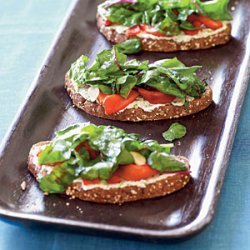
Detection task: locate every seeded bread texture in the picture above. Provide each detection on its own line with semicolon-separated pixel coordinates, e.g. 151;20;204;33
65;75;213;122
28;142;191;204
97;14;231;52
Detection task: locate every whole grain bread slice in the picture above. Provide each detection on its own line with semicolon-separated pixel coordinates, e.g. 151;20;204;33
28;142;191;204
65;76;213;122
97;13;231;52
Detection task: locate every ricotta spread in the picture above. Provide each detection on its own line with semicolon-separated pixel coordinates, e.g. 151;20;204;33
73;172;177;191
72;80;100;102
136;21;229;42
121;97;166;112
31;145;54;180
78;86;100;102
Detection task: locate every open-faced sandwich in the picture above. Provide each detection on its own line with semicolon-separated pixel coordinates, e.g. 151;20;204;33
28;123;190;204
97;0;232;52
65;46;212;121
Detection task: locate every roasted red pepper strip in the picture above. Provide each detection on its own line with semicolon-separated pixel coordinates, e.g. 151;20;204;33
137;87;176;104
196;16;223;30
140;24;165;37
126;25;141;36
82;164;159;185
107;175;123;184
114;164;159;181
183;29;200;35
104;19;112;26
187;14;222;30
98;91;109;104
83;179;101;185
101;90;139;115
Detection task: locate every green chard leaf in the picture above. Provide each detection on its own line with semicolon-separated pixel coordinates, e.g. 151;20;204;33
163;123;187;142
100;0;231;36
147;152;187;172
117;75;138;98
68;48;206;99
115;39;142;54
196;0;232;20
39;161;78;193
36;123;190;194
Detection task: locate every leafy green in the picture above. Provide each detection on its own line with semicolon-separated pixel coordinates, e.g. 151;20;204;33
37;123;187;193
117;75;137;98
115;39;142;54
117;149;134;165
196;0;232;21
100;0;231;35
39;161;78;193
147;152;187;172
163;123;187;142
69;47;206;99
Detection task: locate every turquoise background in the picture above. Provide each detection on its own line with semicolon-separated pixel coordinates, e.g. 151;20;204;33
0;1;249;249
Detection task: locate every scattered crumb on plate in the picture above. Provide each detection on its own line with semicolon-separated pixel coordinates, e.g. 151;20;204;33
20;181;26;191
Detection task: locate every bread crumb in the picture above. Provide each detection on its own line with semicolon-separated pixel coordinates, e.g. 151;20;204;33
20;181;26;191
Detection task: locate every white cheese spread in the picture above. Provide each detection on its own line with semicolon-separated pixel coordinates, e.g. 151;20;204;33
136;21;229;42
121;97;166;112
73;172;176;191
78;86;100;102
72;80;100;102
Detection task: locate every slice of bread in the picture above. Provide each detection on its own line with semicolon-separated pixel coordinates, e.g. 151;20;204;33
28;142;191;204
97;13;231;52
65;76;213;122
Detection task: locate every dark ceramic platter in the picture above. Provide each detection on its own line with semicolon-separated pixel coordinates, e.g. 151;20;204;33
0;0;249;240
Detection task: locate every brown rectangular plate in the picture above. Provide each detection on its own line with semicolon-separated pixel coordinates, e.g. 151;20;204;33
0;0;249;240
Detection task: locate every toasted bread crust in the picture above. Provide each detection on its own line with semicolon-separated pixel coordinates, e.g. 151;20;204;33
65;76;213;121
28;142;190;204
97;14;231;52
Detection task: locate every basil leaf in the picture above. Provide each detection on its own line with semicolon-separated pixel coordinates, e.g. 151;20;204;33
163;123;187;142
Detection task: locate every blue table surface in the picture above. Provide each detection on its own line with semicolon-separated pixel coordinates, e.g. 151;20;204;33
0;1;249;249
